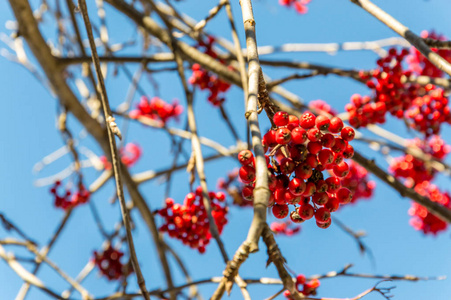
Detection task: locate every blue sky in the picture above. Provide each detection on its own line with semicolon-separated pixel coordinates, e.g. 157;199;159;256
1;0;450;299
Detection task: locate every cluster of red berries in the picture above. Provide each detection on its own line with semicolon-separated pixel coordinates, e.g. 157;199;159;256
338;160;375;204
405;87;451;136
279;0;311;14
407;30;451;78
158;187;228;253
309;99;337;116
390;136;450;187
217;169;253;207
270;221;301;236
284;275;320;298
50;181;90;210
346;48;417;128
189;37;231;106
129;96;183;125
238;111;356;229
93;245;132;280
409;181;451;235
100;143;142;170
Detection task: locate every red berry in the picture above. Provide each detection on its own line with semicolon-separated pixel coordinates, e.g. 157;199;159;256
303;182;317;197
242;186;254;201
275;128;292;145
321;133;335;148
332;138;347;153
295;163;313;180
337;187;352;204
291;127;307;144
315;207;331;224
333;161;350;178
300;112;316;129
297;204;314;220
325;196;340;212
239;165;256;183
238;150;254;165
312;192;329;206
329;117;344;133
315;115;330;130
326;177;341;192
272;204;289;219
289;178;306;196
316;218;332;229
342;144;354;159
273;111;289;127
280;157;295;174
307;141;322;155
341;127;355;141
307;128;322;142
318;149;334;165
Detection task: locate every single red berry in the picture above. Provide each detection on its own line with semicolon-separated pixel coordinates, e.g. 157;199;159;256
300;112;316;129
341;127;355;141
316;218;332;229
333;161;350;178
332;138;347;153
312;192;329;206
305;153;318;168
315;207;331;224
315;115;330;130
329;117;344;133
242;186;254;201
303;182;317;197
273;111;289;127
238;150;254;165
297;204;314;220
295;163;313;180
321;133;335;148
287;115;300;130
239;165;256;183
280;157;295;174
318;149;334;165
326;177;341;192
307;141;323;155
289;178;306;196
262;130;277;148
316;180;328;193
307;128;322;142
272;204;289;219
275;128;292;145
337;187;352;204
325;196;340;212
342;144;354;159
291;127;307;144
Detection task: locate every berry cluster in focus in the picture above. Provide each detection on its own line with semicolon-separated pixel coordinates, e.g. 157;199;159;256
158;187;228;253
238;110;356;229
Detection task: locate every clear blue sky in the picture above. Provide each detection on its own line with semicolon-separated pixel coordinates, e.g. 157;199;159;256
1;0;450;299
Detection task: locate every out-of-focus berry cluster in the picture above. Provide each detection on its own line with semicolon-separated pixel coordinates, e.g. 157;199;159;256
50;181;90;210
100;143;142;170
279;0;312;14
93;245;132;280
130;96;183;125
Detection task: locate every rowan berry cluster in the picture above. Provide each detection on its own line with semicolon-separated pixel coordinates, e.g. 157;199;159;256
217;169;253;207
405;87;451;136
50;181;90;210
238;111;356;229
407;30;451;78
284;275;320;298
129;96;183;125
346;48;417;128
158;187;228;253
409;181;451;235
100;143;142;170
309;99;337;116
270;220;301;236
279;0;311;14
93;245;132;280
189;37;231;106
338;160;375;204
390;136;450;187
